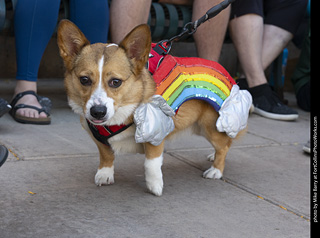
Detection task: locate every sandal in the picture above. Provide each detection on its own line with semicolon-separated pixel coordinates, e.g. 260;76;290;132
10;91;52;125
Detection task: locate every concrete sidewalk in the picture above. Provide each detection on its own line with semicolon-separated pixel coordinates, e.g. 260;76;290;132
0;79;310;238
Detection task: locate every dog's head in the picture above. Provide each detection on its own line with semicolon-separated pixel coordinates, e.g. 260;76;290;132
57;20;154;125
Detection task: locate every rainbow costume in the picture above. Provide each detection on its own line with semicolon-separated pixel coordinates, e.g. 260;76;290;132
152;55;235;113
134;43;252;145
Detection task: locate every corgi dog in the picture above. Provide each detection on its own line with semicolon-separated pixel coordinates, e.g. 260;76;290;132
57;20;248;196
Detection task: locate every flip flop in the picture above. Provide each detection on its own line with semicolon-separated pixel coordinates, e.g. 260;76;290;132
0;145;8;167
10;91;52;125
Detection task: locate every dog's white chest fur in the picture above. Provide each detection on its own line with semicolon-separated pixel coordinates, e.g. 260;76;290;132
108;125;145;155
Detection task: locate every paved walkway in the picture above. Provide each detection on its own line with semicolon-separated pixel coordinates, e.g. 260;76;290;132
0;79;310;238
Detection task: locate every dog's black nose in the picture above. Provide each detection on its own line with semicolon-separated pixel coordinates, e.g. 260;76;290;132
90;105;107;119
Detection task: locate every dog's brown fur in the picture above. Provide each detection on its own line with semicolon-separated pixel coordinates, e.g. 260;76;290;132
57;20;243;196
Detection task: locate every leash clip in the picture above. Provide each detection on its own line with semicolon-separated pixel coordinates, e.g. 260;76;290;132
165;0;236;45
153;40;172;56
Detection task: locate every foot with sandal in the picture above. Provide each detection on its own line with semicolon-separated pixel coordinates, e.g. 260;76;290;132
10;81;51;125
8;0;109;125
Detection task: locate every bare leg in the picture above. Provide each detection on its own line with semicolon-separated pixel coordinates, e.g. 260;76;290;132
192;0;230;62
229;14;266;88
110;0;229;61
110;0;152;44
229;14;293;87
261;24;293;70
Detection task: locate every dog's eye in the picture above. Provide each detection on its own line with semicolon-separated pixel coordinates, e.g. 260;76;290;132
79;76;92;86
108;78;122;88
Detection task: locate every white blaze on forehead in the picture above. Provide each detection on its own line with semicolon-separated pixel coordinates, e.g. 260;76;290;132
85;54;115;122
98;55;104;91
89;54;106;105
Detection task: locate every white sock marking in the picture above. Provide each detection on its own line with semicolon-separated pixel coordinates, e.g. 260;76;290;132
95;166;115;186
203;166;222;179
144;154;164;196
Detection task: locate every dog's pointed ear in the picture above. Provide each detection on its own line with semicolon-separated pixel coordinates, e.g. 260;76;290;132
119;24;151;74
57;19;90;70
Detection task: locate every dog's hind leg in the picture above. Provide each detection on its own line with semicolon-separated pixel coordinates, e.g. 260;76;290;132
144;141;165;196
94;142;115;186
197;106;232;179
203;131;232;179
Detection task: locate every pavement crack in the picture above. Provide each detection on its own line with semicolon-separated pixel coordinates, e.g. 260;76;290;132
166;151;203;170
246;131;281;145
222;177;310;222
8;148;21;161
166;151;310;222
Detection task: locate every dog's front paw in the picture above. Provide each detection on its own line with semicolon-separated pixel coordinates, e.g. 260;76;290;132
203;166;222;179
95;166;114;186
146;177;163;196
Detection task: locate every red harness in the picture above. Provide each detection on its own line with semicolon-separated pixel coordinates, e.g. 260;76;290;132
87;120;133;146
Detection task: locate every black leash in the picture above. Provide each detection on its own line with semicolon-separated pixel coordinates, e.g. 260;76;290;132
153;0;236;55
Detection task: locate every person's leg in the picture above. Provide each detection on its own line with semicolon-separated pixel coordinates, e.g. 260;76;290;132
261;25;293;70
192;0;230;62
229;14;298;120
110;0;152;44
229;0;298;120
69;0;109;44
230;0;308;84
261;0;308;69
13;0;60;119
229;14;266;88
